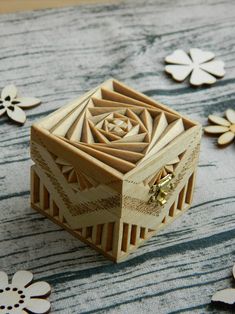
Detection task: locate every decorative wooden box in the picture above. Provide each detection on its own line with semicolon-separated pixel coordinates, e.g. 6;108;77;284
30;79;201;262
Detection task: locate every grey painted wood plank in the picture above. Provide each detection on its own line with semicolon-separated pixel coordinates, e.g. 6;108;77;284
0;0;235;313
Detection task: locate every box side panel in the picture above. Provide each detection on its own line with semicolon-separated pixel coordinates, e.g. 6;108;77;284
116;127;201;261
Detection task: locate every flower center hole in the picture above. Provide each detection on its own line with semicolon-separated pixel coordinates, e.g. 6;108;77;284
7;105;15;111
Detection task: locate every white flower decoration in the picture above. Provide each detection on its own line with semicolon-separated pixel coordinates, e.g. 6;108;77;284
165;48;225;86
0;85;41;124
204;108;235;146
0;270;51;314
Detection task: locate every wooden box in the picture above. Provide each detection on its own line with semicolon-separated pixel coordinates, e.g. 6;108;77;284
30;79;201;262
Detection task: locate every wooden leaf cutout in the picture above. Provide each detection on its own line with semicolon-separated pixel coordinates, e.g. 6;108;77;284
7;106;26;124
208;115;230;127
204;125;229;134
165;65;192;82
200;60;225;78
226;108;235;124
190;67;216;86
165;49;192;65
25;298;51;313
17;97;41;108
189;48;214;64
218;131;235;145
1;84;17;100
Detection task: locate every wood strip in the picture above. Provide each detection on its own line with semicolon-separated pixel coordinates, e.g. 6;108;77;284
0;0;115;14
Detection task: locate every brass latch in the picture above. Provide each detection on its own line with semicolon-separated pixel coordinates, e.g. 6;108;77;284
148;173;174;206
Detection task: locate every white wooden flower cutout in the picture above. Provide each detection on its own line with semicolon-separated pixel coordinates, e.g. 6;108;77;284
165;48;225;86
212;264;235;307
0;85;41;124
0;270;51;314
204;108;235;146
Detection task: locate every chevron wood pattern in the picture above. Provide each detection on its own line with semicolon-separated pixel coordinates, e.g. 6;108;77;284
30;79;201;262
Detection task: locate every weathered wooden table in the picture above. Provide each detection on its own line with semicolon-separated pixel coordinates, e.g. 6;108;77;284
0;1;235;313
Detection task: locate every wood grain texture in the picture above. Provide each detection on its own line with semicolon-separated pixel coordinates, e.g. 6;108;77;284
0;0;235;313
29;78;201;262
0;0;116;14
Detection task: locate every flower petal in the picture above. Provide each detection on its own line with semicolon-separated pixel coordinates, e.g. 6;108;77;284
16;97;41;108
218;131;235;146
7;106;26;124
0;271;8;288
12;270;33;288
1;84;17;100
211;288;235;305
225;108;235;124
26;298;51;314
190;68;216;86
204;125;229;134
200;60;225;78
189;48;214;64
208;115;230;127
165;65;192;82
165;49;192;65
0;107;6;117
26;281;51;298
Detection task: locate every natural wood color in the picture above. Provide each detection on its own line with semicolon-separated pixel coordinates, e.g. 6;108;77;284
0;270;51;313
0;0;115;14
165;48;225;86
31;167;198;262
30;79;201;262
0;84;41;124
211;264;235;306
204;108;235;147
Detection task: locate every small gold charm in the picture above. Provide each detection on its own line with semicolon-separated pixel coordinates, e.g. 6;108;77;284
149;173;174;206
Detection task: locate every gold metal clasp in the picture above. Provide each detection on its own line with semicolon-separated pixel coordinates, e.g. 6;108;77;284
148;173;174;206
